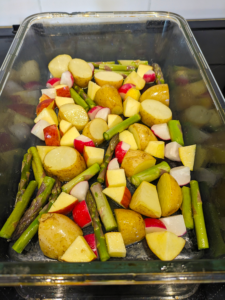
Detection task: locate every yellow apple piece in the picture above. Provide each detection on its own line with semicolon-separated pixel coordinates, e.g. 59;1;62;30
43;146;86;181
145;141;165;159
124;71;145;90
107;169;126;187
55;96;74;108
69;58;92;88
140;84;170;106
38;213;83;260
114;209;145;246
49;192;78;215
108;114;123;129
105;232;126;258
18;60;40;83
83;146;104;167
36;146;58;164
59;120;73;136
94;71;123;89
128;123;157;151
179;145;196;171
121;149;156;178
102;186;131;208
87;81;101;100
140;100;172;127
58;103;89;131
124;88;141;101
34;108;58;126
157;173;183;217
130;181;161;218
60;126;80;147
137;64;153;77
123;96;141;117
146;231;185;261
82;118;108;146
48;54;72;78
119;130;137;150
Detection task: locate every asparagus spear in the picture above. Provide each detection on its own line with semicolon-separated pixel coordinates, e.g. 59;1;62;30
190;180;209;250
62;163;100;193
152;63;165;84
168;120;184;146
28;147;45;188
91;182;117;231
97;134;119;183
118;60;148;68
12;179;61;253
103;114;141;141
70;88;89;112
181;186;194;229
99;64;135;72
86;190;110;261
94;69;131;79
131;162;171;187
89;61;115;68
0;180;37;239
73;85;96;109
11;176;55;241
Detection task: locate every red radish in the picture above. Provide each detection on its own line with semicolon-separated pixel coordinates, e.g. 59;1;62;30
115;141;131;164
118;83;135;100
31;120;50;141
165;142;182;161
41;88;56;99
84;234;98;257
88;63;94;76
72;200;92;228
43;124;60;146
107;158;120;170
160;215;186;236
74;135;95;154
56;85;71;97
144;218;167;234
46;77;60;88
88;106;103;120
151;123;171;141
36;99;55;115
60;71;74;88
143;70;156;83
170;166;190;186
95;107;110;122
70;181;89;201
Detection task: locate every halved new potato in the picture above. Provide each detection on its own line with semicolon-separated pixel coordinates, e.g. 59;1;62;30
48;54;72;78
69;58;92;88
94;71;123;89
82;118;108;146
128;123;158;150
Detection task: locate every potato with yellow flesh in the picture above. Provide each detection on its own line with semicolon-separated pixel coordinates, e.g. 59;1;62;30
82;118;108;146
119;130;137;150
157;173;183;217
140;100;172;127
94;85;123;115
38;213;83;260
69;58;92;88
37;146;57;164
94;71;123;89
44;146;86;181
114;209;145;246
140;84;170;106
48;54;72;78
121;149;156;178
128;123;158;151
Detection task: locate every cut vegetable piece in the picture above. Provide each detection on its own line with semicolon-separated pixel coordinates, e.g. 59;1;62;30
103;186;131;208
165;142;182;162
145;141;165;159
69;58;92;88
151;123;171;141
168;120;184;146
119;130;137;150
128;123;157;151
55;96;74;108
123;96;141;117
181;186;194;229
72;200;92;228
115;141;130;164
87;81;101;100
48;54;72;78
170;166;191;186
84;234;98;257
137;65;153;78
107;158;120;170
60;71;74;88
140;84;169;106
59;120;73;136
105;232;126;258
88;106;103;120
179;145;196;171
55;85;71;98
94;71;123;89
49;192;78;215
70;181;89;201
145;218;167;234
36;99;55;115
124;71;145;90
118;83;135;100
41;88;56;99
70;88;89;112
153;63;164;85
83;146;104;167
37;146;58;164
60;126;80;147
74;135;95;154
108;114;123;129
124;88;141;102
95;107;110;122
39;94;50;102
160;215;187;237
99;64;135;72
31;120;50;141
82;118;108;146
118;60;148;68
44;125;60;146
107;169;126;187
143;70;156;83
73;85;96;109
34;108;58;126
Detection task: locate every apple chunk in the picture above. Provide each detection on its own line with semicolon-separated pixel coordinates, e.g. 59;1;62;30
108;114;123;129
49;192;78;214
119;130;137;150
84;234;98;257
87;81;101;100
60;126;80;147
83;146;104;167
145;141;165;159
72;200;92;228
34;108;58;126
43;125;60;146
55;96;74;108
179;145;196;171
103;186;131;208
144;218;167;234
124;71;145;90
36;99;55;115
59;120;73;136
94;71;123;89
106;169;126;187
31;120;50;141
105;232;126;258
123;96;141;117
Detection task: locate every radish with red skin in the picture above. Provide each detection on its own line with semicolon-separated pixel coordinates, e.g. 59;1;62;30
151;123;171;141
115;141;130;164
41;88;56;99
46;78;60;88
165;142;182;161
84;234;98;257
60;71;74;88
170;166;191;186
31;120;50;141
88;106;103;120
43;124;60;146
88;63;95;76
160;215;187;236
118;83;135;100
70;181;89;201
144;218;167;234
74;135;95;154
72;200;92;228
95;107;110;122
143;70;156;83
107;158;120;170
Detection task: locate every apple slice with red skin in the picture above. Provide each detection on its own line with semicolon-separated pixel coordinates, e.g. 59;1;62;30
88;63;95;76
23;81;42;90
118;83;135;100
70;181;89;201
39;94;51;102
31;120;51;141
36;99;55;115
56;85;71;97
46;77;60;88
88;106;103;120
151;123;171;141
72;200;92;228
84;233;98;257
95;107;110;122
43;124;60;146
103;186;131;208
143;70;156;83
74;135;95;154
8;103;36;119
115;141;131;164
41;88;56;99
60;71;74;88
144;218;167;234
49;192;79;215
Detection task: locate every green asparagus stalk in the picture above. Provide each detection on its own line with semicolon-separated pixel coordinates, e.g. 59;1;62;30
89;61;115;68
73;85;96;109
152;63;165;84
97;134;119;183
70;88;89;112
94;69;131;78
11;176;55;241
190;180;209;250
168;120;184;146
131;162;170;187
12;179;61;253
181;186;194;229
99;64;135;72
28;147;45;188
62;163;100;193
91;182;117;231
103;114;141;141
0;180;37;239
118;60;148;68
15;153;33;205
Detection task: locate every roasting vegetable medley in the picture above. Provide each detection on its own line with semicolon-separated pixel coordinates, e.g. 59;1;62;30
0;57;209;262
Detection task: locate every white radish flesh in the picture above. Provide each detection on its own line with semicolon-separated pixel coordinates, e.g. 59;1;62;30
46;78;60;88
165;142;182;161
160;215;187;236
170;166;191;186
107;158;120;170
41;88;56;99
95;107;110;122
151;123;171;140
31;120;50;140
88;106;103;120
70;181;89;201
60;71;74;88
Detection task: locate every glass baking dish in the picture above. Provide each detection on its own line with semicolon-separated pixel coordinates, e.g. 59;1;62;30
0;12;225;290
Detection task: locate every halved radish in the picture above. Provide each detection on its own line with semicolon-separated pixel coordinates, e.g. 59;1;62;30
118;83;135;100
70;181;89;201
151;123;171;141
143;70;156;83
95;107;110;122
165;142;182;161
170;166;191;186
88;106;103;120
74;135;95;154
115;141;131;164
41;88;56;99
107;158;120;170
84;234;98;257
46;78;60;88
72;200;92;228
145;218;167;234
31;120;50;141
88;63;94;76
94;71;123;89
160;215;187;236
60;71;74;88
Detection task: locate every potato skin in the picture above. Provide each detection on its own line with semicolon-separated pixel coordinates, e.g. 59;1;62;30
38;213;83;260
128;123;157;150
82;118;108;146
69;59;92;88
140;84;170;106
114;209;145;246
94;85;123;115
